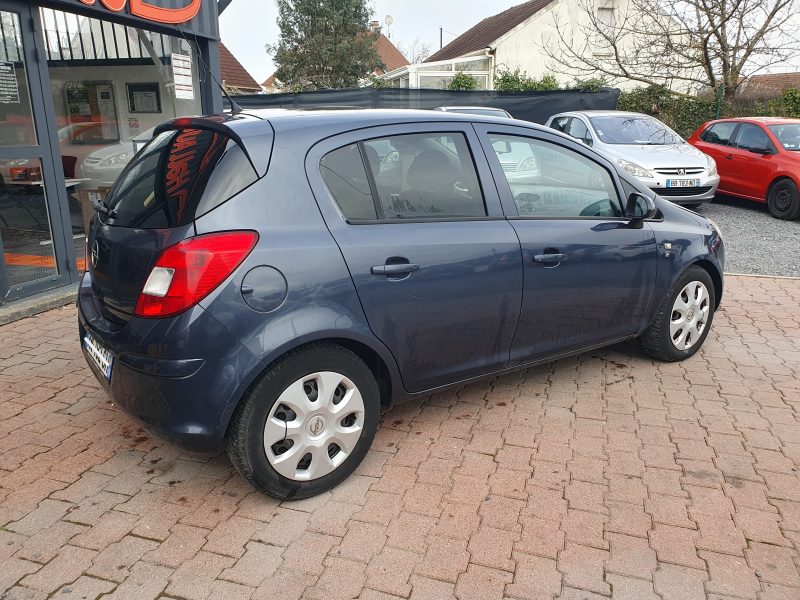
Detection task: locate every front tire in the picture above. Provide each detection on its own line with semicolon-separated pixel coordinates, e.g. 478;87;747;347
226;343;380;500
767;179;800;220
639;266;716;362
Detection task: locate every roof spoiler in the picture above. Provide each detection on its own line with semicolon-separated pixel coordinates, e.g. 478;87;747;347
153;114;273;178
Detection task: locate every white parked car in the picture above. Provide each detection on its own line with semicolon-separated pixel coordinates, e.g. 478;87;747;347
545;111;719;207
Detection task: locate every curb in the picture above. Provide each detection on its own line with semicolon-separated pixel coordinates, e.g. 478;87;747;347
0;284;78;327
725;272;800;281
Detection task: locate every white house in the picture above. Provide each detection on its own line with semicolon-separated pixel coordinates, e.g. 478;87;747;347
379;0;659;91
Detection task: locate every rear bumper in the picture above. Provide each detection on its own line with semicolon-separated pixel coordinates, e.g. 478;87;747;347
78;273;263;453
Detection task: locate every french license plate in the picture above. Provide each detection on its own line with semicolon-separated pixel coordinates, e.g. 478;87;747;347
83;332;113;381
666;179;700;188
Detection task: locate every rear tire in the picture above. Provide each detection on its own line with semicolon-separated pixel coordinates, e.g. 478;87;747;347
767;179;800;220
226;343;380;500
639;266;716;362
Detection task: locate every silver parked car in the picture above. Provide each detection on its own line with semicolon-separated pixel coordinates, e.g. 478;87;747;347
546;111;719;207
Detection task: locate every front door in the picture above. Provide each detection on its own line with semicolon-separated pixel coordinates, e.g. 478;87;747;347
725;123;777;200
306;123;523;393
476;124;658;364
0;2;73;302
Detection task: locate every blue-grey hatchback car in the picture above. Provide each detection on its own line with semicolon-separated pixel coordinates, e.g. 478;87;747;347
79;109;724;499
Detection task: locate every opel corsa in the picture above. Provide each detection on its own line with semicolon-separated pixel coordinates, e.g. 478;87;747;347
79;110;725;499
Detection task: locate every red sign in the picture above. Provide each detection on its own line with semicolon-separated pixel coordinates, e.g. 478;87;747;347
77;0;202;25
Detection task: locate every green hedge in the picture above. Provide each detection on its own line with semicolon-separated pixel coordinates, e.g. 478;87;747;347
617;85;800;138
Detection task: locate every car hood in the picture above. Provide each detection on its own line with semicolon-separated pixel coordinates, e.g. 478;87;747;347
83;142;135;162
598;143;710;169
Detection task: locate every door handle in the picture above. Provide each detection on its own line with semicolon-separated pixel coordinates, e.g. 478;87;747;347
533;253;566;264
371;263;420;276
724;155;734;160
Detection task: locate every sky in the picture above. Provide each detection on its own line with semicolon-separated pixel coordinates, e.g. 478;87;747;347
219;0;524;84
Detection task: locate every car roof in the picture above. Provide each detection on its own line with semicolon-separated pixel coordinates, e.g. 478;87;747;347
710;116;800;125
435;106;509;111
552;110;653;119
219;108;540;134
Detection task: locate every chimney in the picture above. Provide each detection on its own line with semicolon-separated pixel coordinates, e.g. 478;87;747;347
370;20;381;33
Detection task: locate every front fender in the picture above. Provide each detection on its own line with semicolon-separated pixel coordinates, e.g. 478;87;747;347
644;199;725;327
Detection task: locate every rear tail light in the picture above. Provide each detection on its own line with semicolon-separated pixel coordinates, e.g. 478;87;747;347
135;231;258;318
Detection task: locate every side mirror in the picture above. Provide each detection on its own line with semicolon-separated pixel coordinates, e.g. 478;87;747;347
492;140;512;154
625;192;657;220
583;137;593;147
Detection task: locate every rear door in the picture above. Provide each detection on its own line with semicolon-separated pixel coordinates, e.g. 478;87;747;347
475;123;658;364
306;123;523;393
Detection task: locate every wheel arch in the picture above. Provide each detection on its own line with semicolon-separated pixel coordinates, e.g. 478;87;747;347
767;174;798;198
222;335;397;444
690;259;723;309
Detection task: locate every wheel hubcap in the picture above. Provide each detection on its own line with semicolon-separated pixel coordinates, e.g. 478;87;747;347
775;188;791;212
669;281;710;351
264;371;365;481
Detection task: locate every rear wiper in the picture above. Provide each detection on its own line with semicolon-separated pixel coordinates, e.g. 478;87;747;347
90;197;117;219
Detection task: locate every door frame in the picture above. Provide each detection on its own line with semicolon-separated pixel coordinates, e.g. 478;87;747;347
0;0;78;302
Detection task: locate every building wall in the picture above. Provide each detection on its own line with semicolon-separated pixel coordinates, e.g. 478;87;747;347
492;0;694;92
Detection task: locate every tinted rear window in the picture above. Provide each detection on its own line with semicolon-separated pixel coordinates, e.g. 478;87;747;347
106;128;257;228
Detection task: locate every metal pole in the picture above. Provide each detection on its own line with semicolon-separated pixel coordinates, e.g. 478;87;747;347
440;27;443;50
715;84;724;119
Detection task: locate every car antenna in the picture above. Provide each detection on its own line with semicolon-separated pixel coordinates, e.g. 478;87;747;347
175;26;244;115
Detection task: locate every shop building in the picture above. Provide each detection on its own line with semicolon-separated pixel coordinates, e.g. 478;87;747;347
0;0;224;304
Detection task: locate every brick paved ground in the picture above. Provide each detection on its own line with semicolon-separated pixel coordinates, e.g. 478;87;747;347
1;274;799;600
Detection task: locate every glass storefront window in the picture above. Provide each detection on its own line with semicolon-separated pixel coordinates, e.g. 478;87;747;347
0;157;60;286
42;7;203;192
0;11;36;146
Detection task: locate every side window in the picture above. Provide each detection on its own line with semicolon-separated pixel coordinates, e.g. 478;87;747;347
550;116;570;133
320;144;378;220
701;122;737;146
732;124;772;152
361;132;486;219
567;118;591;144
488;134;620;218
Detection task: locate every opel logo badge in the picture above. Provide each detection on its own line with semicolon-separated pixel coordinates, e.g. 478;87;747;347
90;240;100;268
309;416;325;437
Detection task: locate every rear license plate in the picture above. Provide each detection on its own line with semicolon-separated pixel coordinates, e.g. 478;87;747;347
666;179;700;188
83;332;113;381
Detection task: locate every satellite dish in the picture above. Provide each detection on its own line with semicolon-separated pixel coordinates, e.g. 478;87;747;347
385;15;394;26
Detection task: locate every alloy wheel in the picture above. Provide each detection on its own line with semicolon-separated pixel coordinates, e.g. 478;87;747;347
264;371;365;481
669;281;710;351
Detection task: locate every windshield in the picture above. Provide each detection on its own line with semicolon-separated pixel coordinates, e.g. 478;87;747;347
768;124;800;151
589;115;682;145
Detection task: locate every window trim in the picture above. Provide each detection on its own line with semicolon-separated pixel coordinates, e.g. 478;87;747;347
730;122;776;154
476;125;626;220
320;129;491;224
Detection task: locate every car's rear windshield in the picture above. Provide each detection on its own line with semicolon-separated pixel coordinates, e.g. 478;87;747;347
105;127;258;228
768;124;800;151
589;116;682;145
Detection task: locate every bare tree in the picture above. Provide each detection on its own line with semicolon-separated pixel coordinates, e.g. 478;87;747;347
397;38;433;64
542;0;800;97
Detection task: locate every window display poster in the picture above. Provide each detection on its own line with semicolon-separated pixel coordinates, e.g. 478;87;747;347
127;83;161;113
171;53;195;100
65;82;92;117
0;61;20;104
96;84;117;141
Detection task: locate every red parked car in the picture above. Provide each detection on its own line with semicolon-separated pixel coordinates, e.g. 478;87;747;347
688;117;800;220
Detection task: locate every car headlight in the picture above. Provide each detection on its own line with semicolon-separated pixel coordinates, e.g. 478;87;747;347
616;159;653;178
707;156;718;176
518;156;538;172
99;153;130;167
